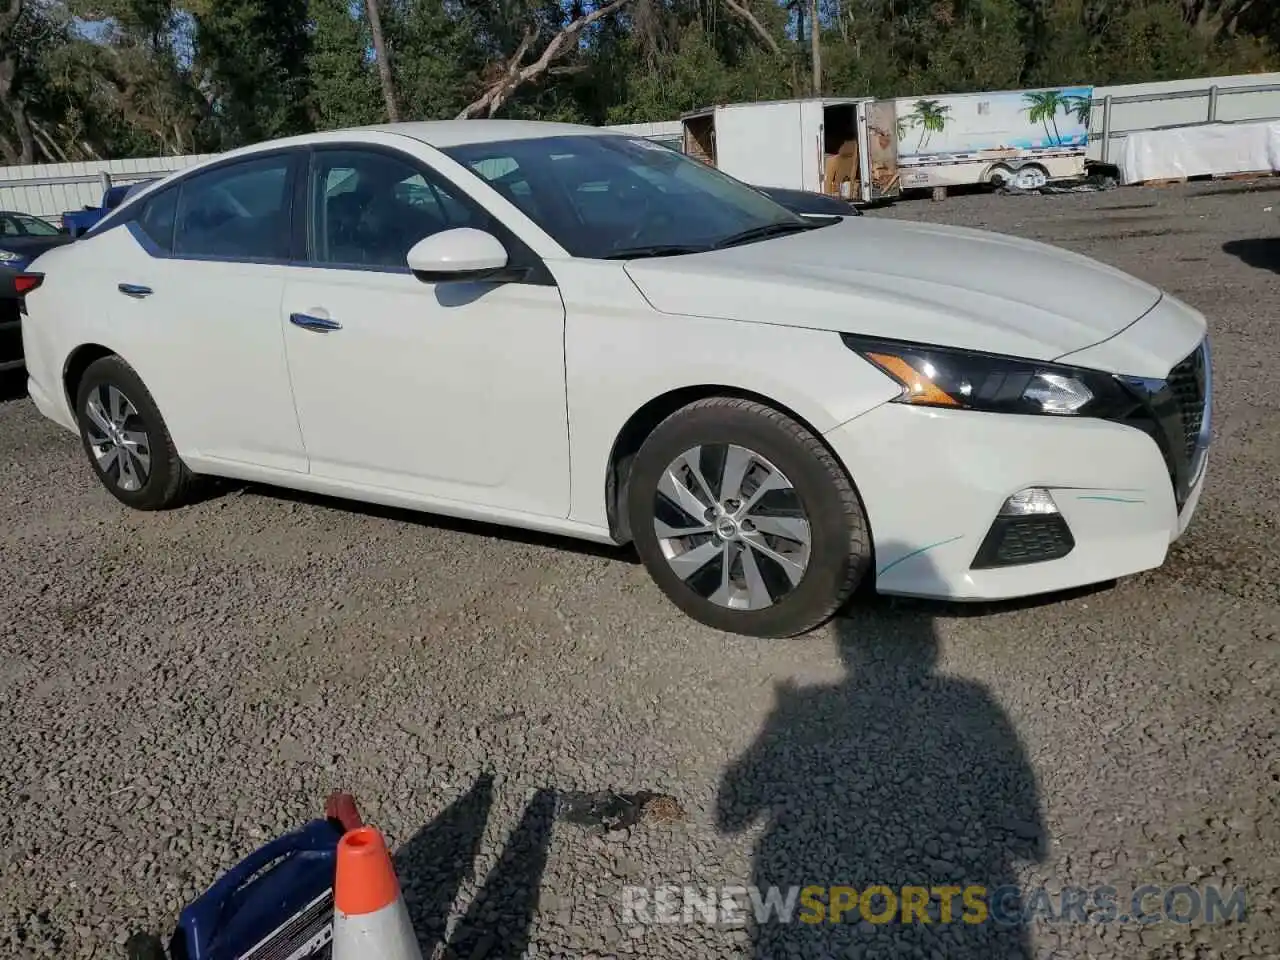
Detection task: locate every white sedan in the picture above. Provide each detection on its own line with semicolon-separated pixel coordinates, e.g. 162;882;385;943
19;120;1211;638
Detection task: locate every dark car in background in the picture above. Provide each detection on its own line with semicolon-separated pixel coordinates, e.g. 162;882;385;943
2;211;74;373
0;211;71;272
752;184;862;217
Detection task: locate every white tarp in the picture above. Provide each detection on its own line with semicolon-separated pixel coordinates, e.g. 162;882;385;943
1119;120;1280;183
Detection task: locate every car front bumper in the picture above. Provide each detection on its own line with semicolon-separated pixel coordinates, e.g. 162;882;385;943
825;381;1209;601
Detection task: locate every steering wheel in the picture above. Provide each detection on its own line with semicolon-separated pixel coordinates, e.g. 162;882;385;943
615;185;676;248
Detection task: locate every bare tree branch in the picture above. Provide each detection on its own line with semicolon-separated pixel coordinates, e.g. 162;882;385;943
457;0;632;120
723;0;781;55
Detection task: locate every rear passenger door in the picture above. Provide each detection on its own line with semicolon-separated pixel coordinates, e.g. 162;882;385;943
108;150;308;473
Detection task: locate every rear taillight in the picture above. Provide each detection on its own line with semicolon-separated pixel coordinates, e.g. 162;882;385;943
14;273;43;295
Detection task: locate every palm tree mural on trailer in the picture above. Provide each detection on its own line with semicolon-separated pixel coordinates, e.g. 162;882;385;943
905;99;951;152
1063;93;1092;126
1023;90;1068;144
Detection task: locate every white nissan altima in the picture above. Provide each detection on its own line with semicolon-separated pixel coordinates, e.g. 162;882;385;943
19;120;1211;637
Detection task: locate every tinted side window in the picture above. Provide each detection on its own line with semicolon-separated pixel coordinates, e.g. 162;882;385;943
174;155;293;260
136;188;178;252
309;149;488;269
462;156;544;222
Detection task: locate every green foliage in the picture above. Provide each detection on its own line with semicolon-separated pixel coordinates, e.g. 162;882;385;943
192;0;313;147
383;0;484;121
307;0;380;130
1;0;1277;163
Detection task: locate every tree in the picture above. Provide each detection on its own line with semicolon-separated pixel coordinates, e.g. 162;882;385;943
457;0;633;119
191;0;312;147
0;0;34;163
4;0;1280;162
308;0;380;130
365;0;399;121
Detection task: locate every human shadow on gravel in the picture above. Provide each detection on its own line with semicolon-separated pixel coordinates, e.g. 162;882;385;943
394;775;558;960
394;773;494;957
717;553;1046;959
1223;238;1280;274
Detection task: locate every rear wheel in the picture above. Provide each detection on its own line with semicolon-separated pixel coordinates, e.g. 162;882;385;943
626;397;871;638
75;355;193;510
1012;164;1049;190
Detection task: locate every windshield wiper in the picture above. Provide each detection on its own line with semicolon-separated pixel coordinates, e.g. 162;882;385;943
602;244;707;260
711;220;823;250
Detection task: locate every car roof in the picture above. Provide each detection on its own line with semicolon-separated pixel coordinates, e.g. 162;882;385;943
356;119;613;149
213;119;616;163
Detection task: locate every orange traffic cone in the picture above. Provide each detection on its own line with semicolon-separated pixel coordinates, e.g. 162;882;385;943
331;825;424;960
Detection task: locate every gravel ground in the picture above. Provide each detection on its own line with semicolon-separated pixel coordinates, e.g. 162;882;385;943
1;180;1278;960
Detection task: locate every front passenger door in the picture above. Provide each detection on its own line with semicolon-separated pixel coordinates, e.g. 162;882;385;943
279;146;570;519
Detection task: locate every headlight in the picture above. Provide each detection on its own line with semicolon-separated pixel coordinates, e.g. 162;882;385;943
0;250;22;262
842;335;1138;417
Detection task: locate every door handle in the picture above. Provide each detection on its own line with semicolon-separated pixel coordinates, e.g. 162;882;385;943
289;312;342;332
118;283;152;298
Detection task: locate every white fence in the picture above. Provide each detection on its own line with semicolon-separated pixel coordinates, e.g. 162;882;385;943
1089;72;1280;166
0;154;216;225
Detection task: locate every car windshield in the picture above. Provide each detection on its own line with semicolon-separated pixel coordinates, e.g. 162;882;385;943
16;214;60;236
440;134;820;258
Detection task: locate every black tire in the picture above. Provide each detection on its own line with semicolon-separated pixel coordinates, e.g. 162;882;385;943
626;397;871;638
74;355;193;510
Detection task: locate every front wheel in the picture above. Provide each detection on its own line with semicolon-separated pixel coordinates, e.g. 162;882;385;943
75;355;194;510
626;398;871;638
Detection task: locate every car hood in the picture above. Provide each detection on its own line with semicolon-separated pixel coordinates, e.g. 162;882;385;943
622;217;1163;361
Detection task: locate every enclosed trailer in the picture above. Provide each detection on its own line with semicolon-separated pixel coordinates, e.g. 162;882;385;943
680;98;902;204
892;85;1094;191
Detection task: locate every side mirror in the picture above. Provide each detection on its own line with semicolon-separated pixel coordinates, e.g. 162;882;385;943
406;228;509;282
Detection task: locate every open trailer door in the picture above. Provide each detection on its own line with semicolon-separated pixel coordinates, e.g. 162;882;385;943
682;110;716;165
860;99;901;201
713;101;808;189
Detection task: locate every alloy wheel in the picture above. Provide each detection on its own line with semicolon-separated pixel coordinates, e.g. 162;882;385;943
83;384;152;493
653;444;812;611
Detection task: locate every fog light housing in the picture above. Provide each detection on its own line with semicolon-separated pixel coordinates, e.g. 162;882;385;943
998;487;1059;517
972;488;1075;569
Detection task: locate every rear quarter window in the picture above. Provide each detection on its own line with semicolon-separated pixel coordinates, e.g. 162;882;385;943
135;189;178;252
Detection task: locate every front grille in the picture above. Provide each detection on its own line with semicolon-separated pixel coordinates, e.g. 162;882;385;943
1167;345;1207;462
971;515;1075;569
1112;338;1210;511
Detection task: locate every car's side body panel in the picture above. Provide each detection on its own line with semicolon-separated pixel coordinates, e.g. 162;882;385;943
553;257;904;531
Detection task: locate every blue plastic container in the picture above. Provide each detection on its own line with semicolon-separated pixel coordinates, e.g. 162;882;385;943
173;817;344;960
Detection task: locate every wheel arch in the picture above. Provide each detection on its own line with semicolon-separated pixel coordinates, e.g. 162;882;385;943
63;342;120;410
603;384;870;551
